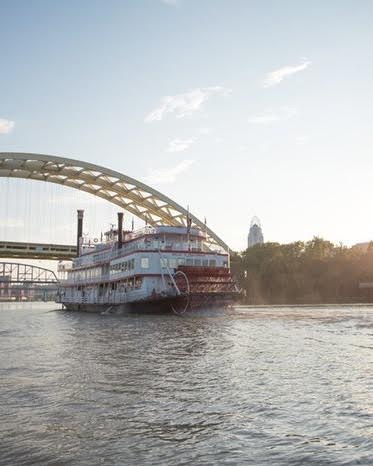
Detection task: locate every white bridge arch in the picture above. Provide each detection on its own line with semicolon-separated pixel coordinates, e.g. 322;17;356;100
0;152;228;251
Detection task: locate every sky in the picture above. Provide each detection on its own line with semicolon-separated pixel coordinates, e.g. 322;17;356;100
1;0;373;251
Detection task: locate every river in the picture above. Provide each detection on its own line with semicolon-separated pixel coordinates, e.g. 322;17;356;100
0;303;372;465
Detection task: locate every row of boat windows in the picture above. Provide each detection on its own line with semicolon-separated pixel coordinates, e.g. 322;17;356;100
143;239;203;250
159;258;220;268
110;259;135;275
75;277;143;293
111;277;142;291
68;256;225;281
113;257;221;271
68;266;101;281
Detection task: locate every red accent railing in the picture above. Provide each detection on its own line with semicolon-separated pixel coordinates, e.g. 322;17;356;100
175;266;238;294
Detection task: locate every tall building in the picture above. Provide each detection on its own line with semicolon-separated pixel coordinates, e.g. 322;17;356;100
248;216;264;248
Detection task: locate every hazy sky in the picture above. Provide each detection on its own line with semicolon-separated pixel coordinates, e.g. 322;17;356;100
1;0;373;250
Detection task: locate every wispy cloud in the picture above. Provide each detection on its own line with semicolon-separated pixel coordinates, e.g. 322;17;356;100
248;107;297;124
0;118;15;134
145;159;195;184
166;138;195;153
263;60;311;87
145;86;231;122
161;0;180;5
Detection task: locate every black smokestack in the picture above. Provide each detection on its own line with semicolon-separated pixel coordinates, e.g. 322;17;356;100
77;210;84;257
117;212;123;249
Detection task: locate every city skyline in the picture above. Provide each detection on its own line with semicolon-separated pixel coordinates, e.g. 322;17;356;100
1;0;373;250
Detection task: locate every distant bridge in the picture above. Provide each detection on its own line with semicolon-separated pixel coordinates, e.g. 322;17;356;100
0;262;59;301
0;262;58;284
0;241;76;261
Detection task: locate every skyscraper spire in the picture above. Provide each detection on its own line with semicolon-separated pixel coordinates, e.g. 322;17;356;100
248;216;264;248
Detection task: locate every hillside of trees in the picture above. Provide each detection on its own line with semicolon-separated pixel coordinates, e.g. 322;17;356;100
231;237;373;304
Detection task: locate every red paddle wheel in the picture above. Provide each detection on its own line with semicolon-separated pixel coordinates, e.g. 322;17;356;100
174;266;240;309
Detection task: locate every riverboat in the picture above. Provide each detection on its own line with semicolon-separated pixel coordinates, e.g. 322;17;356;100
57;211;240;313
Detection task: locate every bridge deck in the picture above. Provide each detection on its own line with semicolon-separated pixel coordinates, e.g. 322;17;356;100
0;241;76;260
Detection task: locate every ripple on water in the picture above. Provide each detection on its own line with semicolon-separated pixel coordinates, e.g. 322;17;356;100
0;303;372;465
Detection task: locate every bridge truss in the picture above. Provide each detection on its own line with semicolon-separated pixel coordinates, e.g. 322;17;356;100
0;241;76;261
0;152;228;251
0;262;58;284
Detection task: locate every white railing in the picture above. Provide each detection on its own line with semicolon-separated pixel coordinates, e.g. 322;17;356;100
61;288;146;305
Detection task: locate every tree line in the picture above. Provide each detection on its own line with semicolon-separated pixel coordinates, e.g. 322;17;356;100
231;237;373;304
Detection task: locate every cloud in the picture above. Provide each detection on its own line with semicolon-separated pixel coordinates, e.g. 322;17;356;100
166;138;195;153
0;118;15;134
145;159;195;184
263;60;311;87
161;0;180;5
248;107;297;124
145;86;231;122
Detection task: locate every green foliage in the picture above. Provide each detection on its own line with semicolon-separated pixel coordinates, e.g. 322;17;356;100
233;237;373;304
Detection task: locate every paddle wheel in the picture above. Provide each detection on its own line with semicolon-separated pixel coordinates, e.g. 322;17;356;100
174;266;240;309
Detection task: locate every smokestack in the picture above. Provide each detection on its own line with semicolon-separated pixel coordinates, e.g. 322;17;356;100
117;212;123;249
76;210;84;257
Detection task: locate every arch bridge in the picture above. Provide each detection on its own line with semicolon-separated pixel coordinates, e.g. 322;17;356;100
0;152;228;257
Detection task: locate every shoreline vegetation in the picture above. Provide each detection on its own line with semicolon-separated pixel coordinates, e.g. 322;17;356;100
231;237;373;305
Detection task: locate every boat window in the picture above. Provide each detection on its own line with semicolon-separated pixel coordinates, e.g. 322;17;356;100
202;259;208;266
209;259;216;267
194;259;201;266
141;257;149;269
135;278;143;289
186;258;193;266
177;258;185;265
160;258;167;268
169;258;177;268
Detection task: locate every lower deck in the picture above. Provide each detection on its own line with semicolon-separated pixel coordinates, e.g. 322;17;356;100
58;266;240;309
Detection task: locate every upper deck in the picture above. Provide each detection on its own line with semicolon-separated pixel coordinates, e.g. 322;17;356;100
74;225;227;269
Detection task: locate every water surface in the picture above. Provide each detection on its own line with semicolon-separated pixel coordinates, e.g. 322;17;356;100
0;303;372;465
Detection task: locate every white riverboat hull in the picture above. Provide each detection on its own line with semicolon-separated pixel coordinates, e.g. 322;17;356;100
62;291;239;314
